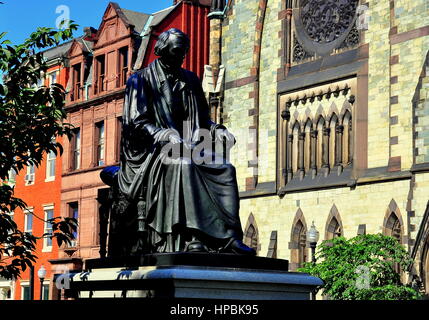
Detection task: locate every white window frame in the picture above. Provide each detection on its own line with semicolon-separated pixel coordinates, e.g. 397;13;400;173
0;279;15;301
96;121;105;166
43;205;54;252
20;281;30;300
7;168;17;186
41;281;50;300
48;70;58;86
45;150;56;182
25;157;35;186
24;208;33;235
69;202;79;248
72;128;81;170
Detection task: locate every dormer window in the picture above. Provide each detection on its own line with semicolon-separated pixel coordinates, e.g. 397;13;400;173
71;63;82;101
118;46;129;87
95;55;106;94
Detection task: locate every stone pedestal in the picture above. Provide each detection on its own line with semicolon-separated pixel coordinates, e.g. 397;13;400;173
65;253;323;300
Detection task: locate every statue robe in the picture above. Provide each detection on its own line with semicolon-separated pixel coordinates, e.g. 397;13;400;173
117;59;243;252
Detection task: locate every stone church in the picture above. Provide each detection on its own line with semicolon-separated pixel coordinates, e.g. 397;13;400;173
215;0;429;293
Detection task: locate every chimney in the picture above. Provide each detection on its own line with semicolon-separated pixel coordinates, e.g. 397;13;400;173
83;27;97;41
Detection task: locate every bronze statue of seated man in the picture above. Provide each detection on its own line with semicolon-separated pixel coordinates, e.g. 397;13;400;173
101;28;255;257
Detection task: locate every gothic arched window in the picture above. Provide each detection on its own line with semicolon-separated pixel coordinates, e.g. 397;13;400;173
290;209;308;270
316;116;325;169
304;119;312;173
342;110;352;165
292;121;300;173
243;213;259;254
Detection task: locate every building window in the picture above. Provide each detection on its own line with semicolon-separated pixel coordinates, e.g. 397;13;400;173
25;162;35;186
0;287;12;300
48;71;57;86
304;119;312;173
69;202;79;247
95;55;106;94
118;46;129;87
384;207;403;275
21;285;30;300
326;217;342;240
42;284;49;300
7;168;17;186
342;110;353;165
294;220;307;267
71;63;81;101
70;128;81;171
325;205;343;240
95;121;105;166
43;207;54;250
288;0;360;66
24;209;33;235
290;211;307;271
116;116;122;162
45;150;56;181
244;224;258;252
385;212;402;243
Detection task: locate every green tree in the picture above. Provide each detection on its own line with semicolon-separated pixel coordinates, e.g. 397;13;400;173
0;22;78;280
299;234;422;300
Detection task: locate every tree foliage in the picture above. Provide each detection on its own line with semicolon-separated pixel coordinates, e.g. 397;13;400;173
0;22;78;280
299;234;422;300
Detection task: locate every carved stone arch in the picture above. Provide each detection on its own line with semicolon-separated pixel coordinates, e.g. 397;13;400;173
243;212;260;255
289;118;296;130
315;114;325;127
328;101;340;120
340;100;352;120
382;199;405;245
340;109;353;165
328;111;339;126
289;208;308;271
289;113;297;128
314;105;326;124
304;117;313;130
315;115;326;168
291;121;301;172
304;107;313;120
290;115;300;130
383;199;406;278
341;109;352;125
304;118;313;172
328;113;339;167
325;204;344;240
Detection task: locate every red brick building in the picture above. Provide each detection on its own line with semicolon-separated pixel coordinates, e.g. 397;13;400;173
52;0;211;289
0;41;73;300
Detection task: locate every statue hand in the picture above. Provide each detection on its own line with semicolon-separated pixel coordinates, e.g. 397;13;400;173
215;128;235;143
168;133;183;145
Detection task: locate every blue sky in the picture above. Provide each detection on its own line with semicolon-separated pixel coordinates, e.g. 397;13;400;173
0;0;174;45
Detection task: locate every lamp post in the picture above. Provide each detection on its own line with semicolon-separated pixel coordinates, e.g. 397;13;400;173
307;222;319;300
37;265;47;300
307;221;319;264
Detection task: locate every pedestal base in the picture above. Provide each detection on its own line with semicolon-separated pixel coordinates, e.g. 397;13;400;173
66;253;322;300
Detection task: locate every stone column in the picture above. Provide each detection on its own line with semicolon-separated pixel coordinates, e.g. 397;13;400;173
348;119;353;164
335;125;344;166
322;127;330;175
287;134;294;182
298;132;305;179
310;129;318;177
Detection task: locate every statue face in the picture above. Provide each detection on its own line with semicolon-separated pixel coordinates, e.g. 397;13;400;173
160;34;188;69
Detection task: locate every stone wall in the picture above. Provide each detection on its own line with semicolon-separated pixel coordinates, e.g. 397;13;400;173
221;0;429;284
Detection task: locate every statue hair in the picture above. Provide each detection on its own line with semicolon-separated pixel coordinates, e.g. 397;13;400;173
154;28;190;57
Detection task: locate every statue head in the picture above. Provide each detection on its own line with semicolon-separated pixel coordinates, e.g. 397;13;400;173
154;28;190;69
